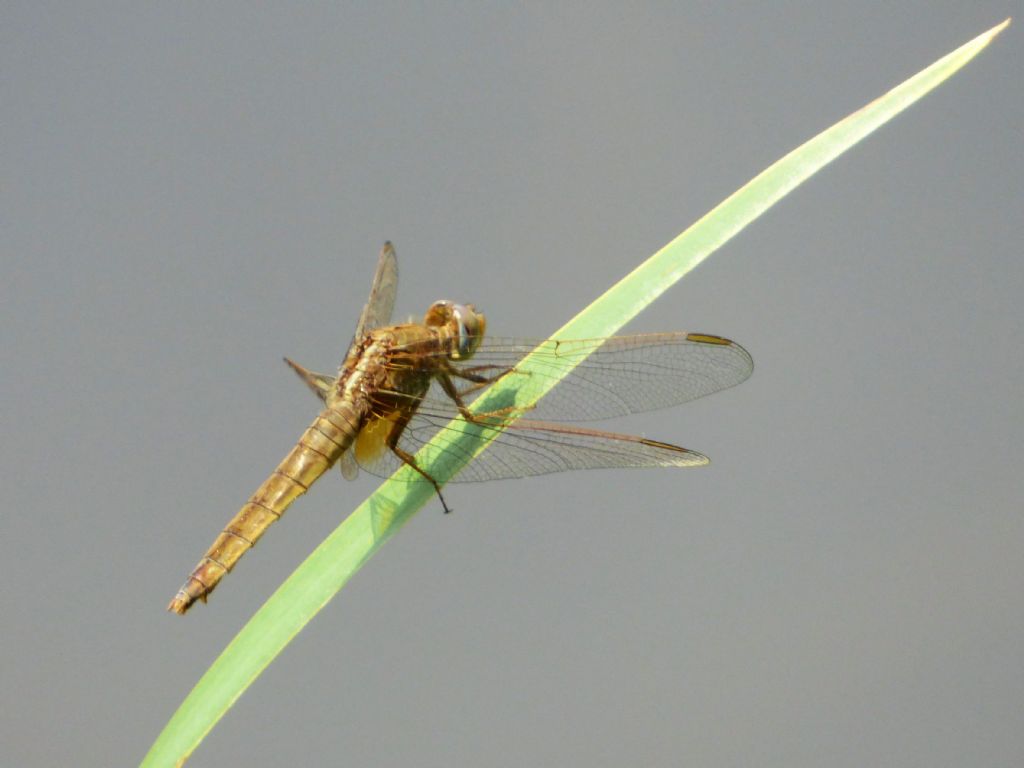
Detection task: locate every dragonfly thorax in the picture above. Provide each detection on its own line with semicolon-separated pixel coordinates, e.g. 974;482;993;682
423;300;486;360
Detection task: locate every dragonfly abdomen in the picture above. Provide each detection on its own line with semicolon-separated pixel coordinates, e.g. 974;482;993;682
167;404;361;614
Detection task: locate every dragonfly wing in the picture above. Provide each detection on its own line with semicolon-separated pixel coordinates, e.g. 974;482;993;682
352;242;399;341
353;387;709;483
338;448;359;480
283;357;335;402
353;331;749;482
400;332;753;422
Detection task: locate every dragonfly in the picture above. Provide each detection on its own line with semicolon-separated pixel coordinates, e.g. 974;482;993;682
168;243;753;613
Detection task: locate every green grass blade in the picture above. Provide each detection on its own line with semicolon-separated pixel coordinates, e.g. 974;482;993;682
142;19;1009;767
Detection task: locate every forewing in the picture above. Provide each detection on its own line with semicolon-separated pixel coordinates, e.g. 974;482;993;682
352;242;399;341
386;332;753;422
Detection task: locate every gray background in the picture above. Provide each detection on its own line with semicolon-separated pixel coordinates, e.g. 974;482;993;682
4;4;1022;767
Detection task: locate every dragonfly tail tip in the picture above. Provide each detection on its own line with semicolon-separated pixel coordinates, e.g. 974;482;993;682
167;594;192;615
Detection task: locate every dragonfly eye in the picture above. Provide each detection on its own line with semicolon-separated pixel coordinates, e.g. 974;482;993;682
451;303;485;360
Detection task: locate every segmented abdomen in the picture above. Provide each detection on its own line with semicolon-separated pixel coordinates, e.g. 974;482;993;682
168;404;360;614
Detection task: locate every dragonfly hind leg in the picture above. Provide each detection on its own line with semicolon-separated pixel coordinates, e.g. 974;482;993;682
384;409;454;514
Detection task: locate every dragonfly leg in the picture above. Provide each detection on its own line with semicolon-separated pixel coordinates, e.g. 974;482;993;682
384;408;454;514
389;443;452;513
449;364;517;398
452;363;513;381
438;369;533;425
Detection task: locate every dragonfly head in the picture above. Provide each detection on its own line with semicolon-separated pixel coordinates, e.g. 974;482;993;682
424;300;486;360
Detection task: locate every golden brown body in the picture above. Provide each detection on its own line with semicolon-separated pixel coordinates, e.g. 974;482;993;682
167;243;753;614
167;407;357;613
168;319;456;614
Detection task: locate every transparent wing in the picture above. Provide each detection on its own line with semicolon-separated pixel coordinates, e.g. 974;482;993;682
354;332;751;482
352;242;399;341
356;412;709;483
338;448;359;480
392;332;753;422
